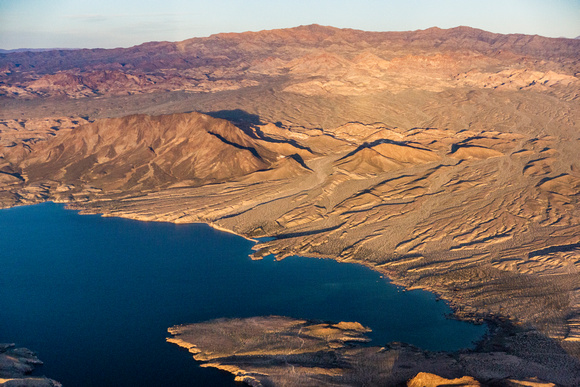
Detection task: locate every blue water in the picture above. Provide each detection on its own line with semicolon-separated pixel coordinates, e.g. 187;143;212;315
0;203;486;386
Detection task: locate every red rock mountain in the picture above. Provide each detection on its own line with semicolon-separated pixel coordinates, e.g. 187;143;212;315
1;25;578;99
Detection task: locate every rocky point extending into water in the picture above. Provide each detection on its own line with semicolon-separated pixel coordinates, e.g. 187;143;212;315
0;344;60;386
168;316;580;386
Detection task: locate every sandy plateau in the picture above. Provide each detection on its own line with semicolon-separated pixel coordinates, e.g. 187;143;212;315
1;25;579;385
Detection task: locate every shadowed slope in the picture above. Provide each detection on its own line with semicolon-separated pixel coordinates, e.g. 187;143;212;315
336;141;440;175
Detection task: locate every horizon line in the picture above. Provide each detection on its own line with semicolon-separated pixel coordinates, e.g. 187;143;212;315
1;24;578;52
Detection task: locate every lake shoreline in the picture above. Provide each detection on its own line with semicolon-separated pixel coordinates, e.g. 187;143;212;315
67;200;488;326
166;315;576;386
1;201;579;386
0;202;491;386
67;201;580;385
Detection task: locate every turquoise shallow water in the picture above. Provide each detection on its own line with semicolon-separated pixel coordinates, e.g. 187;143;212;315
0;203;486;386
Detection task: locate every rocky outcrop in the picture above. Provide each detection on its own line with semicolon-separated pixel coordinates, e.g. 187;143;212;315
167;317;580;387
407;372;481;387
0;344;60;387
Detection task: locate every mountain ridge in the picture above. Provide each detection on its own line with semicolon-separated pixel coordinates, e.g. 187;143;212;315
1;24;577;103
1;25;578;74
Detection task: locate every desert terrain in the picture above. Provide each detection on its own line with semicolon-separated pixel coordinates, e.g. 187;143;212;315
167;316;578;386
0;25;579;385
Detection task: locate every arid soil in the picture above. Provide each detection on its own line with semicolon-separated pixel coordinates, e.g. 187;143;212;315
167;316;579;386
0;25;579;385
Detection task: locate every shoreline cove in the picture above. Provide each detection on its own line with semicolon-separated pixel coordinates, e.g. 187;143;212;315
69;201;487;325
0;202;491;386
68;201;488;330
67;200;485;324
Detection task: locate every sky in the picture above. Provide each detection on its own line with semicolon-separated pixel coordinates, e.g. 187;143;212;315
0;0;579;49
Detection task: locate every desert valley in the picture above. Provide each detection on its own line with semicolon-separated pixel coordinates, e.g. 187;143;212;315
0;25;579;386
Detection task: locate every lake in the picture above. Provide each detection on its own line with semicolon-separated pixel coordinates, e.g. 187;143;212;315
0;203;486;386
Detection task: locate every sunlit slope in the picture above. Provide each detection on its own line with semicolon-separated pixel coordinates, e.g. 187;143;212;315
15;115;572;349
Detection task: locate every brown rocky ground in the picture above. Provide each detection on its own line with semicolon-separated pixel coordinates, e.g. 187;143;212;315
0;344;61;386
1;108;578;385
7;111;573;344
0;25;578;385
167;316;580;386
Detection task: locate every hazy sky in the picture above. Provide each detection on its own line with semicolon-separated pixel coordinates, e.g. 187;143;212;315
1;0;579;49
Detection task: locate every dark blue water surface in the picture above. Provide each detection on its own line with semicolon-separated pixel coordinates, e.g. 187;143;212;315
0;203;486;386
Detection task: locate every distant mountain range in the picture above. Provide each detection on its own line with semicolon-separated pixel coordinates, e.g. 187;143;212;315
0;47;78;54
0;25;578;101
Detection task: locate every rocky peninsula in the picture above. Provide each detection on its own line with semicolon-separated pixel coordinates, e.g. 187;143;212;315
0;344;60;386
167;316;578;386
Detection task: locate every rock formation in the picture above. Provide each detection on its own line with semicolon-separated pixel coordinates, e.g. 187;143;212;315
167;316;580;386
0;344;61;386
